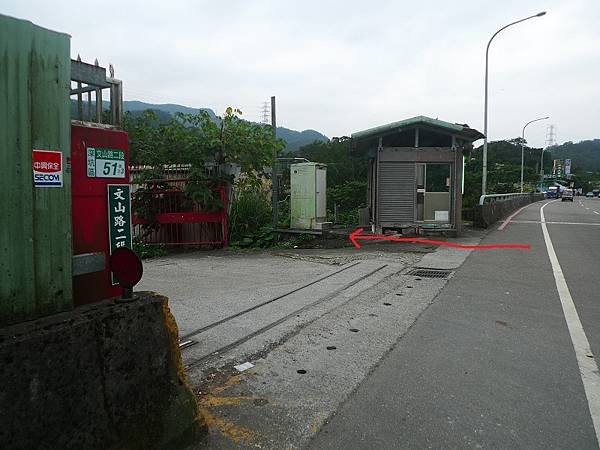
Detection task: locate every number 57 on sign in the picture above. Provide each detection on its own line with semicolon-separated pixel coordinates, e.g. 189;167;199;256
87;147;126;178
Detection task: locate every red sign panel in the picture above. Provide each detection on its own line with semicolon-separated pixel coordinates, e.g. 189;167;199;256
32;149;63;187
71;124;130;305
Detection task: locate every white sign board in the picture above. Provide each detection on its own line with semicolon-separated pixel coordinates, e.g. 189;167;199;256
87;147;126;178
434;210;449;222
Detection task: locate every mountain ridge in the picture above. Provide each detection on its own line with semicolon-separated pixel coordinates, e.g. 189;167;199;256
123;100;329;151
548;139;600;172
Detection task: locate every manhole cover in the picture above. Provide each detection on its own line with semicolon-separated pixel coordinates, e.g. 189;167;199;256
408;268;453;279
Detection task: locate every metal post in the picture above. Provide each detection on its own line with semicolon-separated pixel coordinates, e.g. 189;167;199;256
96;89;102;123
115;80;123;127
77;81;83;120
540;147;545;185
482;11;547;196
76;55;83;121
271;96;278;227
94;59;102;123
370;159;376;233
482;46;489;195
521;116;549;193
87;91;92;121
373;137;383;233
520;140;524;193
110;83;116;125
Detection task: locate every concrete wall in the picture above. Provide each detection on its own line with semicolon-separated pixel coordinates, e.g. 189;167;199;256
0;293;205;449
474;194;545;228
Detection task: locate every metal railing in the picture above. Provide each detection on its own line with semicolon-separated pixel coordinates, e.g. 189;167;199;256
70;57;123;127
130;173;228;247
478;192;534;206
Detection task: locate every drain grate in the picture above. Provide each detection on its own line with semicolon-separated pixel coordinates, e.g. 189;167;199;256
407;268;453;279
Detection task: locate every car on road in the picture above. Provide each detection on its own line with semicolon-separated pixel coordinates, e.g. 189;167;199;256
586;192;595;197
561;188;574;202
546;186;559;199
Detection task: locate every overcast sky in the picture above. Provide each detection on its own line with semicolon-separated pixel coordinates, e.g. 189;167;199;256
4;0;599;147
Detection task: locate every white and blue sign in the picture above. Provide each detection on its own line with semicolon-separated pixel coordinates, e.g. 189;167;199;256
32;149;63;188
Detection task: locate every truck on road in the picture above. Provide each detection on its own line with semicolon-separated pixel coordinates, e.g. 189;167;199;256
546;186;559;199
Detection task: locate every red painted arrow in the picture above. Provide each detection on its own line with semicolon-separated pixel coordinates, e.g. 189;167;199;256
349;228;531;251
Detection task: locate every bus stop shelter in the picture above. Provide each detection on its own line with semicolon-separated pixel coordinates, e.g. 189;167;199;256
352;116;483;235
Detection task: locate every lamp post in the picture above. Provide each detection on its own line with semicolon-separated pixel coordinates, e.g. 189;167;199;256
521;116;549;192
482;11;547;196
540;146;549;187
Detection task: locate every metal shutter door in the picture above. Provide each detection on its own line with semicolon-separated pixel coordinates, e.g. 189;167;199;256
377;162;415;224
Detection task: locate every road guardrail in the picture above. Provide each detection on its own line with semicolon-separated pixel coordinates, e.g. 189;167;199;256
475;193;545;227
479;192;534;206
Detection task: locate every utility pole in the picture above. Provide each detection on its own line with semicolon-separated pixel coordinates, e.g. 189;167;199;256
271;96;278;228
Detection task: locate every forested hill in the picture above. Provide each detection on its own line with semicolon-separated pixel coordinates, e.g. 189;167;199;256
124;101;328;151
70;100;329;151
550;139;600;172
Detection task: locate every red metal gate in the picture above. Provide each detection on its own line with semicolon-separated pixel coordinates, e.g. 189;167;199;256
131;173;228;247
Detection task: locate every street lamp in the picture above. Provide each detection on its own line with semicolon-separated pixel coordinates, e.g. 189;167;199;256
482;11;547;196
521;116;549;192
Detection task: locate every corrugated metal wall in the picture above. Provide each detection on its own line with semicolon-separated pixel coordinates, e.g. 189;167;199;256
377;162;416;225
0;15;72;325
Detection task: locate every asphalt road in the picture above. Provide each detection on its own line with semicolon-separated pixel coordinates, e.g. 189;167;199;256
310;198;600;449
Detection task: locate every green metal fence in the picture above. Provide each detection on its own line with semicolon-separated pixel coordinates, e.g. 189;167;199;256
0;14;72;325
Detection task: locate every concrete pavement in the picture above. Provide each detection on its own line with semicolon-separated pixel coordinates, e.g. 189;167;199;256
310;198;600;449
139;230;487;448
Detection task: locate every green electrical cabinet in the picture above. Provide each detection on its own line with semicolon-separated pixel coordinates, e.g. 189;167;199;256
0;14;72;325
290;162;328;230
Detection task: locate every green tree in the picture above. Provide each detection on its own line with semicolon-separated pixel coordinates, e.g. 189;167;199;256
292;136;368;187
123;109;165;167
125;107;284;184
124;107;285;232
286;137;368;225
551;139;600;172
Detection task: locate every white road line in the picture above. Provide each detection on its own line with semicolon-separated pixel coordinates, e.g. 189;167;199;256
511;220;600;226
594;211;599;215
497;202;537;231
540;201;600;443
